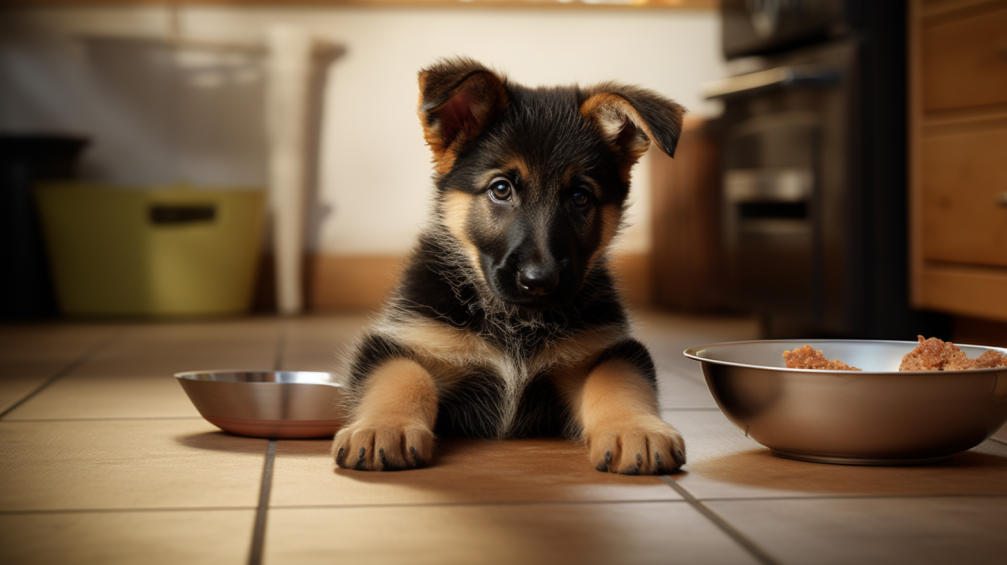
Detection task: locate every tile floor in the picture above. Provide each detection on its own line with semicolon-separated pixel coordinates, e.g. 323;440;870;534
1;311;1006;565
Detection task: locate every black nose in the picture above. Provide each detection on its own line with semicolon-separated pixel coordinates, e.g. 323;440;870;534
518;266;559;297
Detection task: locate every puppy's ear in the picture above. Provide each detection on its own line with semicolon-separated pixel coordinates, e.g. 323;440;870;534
418;58;509;175
580;83;685;172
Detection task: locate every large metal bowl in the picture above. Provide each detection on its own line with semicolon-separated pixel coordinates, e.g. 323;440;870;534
175;371;344;439
684;340;1007;465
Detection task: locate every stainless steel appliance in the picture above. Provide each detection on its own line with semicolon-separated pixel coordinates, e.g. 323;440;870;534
712;0;945;338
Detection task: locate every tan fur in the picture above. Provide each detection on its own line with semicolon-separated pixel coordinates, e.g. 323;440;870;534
555;359;684;474
443;192;476;251
384;309;625;392
331;358;438;470
579;93;656;182
381;314;506;385
586;203;622;270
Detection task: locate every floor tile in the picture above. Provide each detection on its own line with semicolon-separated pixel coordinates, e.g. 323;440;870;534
3;372;203;420
656;368;719;410
270;438;681;508
0;419;267;511
635;310;759;379
276;314;393;373
665;409;1007;499
3;319;283;419
0;362;59;417
0;324;119;415
264;502;760;565
0;509;255;565
0;323;117;359
707;496;1007;565
636;310;756;411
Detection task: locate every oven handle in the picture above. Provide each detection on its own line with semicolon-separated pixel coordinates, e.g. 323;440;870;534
703;66;840;99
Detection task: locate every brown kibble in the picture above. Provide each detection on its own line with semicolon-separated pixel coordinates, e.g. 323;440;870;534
783;345;861;371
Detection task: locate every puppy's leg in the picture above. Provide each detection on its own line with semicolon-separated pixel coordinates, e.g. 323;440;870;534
331;358;438;471
561;341;686;475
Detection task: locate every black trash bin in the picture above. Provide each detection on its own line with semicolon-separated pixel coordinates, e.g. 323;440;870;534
0;135;89;319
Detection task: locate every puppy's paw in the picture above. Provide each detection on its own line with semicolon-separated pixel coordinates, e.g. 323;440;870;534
588;417;685;475
331;420;433;471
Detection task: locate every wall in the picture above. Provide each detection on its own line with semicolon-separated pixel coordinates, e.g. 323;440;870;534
1;5;726;263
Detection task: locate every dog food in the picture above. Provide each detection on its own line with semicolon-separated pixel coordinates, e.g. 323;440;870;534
899;336;1007;371
783;345;862;371
784;336;1007;371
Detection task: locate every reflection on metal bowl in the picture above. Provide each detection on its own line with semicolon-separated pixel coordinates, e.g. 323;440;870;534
175;370;344;439
684;340;1007;465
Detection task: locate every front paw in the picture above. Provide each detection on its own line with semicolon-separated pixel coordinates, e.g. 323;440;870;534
588;417;686;475
331;421;434;471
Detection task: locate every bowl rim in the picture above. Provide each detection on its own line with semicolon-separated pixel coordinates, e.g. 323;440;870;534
174;370;340;385
683;338;1007;375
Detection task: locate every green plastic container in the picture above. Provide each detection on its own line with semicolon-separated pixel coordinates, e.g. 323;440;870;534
34;183;265;317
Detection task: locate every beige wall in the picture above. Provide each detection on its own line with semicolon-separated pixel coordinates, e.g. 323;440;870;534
1;5;726;258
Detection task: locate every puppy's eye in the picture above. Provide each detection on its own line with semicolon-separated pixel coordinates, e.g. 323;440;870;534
488;178;513;203
571;188;592;209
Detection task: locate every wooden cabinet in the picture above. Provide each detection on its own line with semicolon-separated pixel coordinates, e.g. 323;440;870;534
650;118;728;313
910;0;1007;322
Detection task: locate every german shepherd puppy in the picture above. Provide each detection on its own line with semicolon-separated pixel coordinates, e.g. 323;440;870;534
332;57;686;474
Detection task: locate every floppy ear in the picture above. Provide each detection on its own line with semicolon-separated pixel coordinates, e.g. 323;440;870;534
579;83;685;173
418;58;509;175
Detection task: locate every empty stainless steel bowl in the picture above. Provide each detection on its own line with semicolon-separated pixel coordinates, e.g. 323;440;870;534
175;371;344;439
684;340;1007;465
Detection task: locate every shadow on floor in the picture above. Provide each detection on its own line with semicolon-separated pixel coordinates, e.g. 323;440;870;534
681;447;1007;496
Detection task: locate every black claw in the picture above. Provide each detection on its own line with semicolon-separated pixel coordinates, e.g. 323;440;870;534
605;451;612;464
622;465;641;476
674;449;686;467
335;447;347;468
595;459;609;472
354;447;368;470
378;448;408;471
655;451;664;473
407;446;426;469
636;453;643;466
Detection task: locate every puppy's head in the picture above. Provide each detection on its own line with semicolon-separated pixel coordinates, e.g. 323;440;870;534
419;57;684;309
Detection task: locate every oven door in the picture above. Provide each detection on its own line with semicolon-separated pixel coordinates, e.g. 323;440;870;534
713;40;858;336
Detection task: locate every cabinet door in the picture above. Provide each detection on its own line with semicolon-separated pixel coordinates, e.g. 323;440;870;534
921;124;1007;268
921;5;1007;111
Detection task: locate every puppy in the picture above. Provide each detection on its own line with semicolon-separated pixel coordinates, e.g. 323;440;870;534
332;57;686;474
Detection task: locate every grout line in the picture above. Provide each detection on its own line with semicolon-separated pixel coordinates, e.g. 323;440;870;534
0;329;124;420
0;506;258;516
248;439;277;565
266;499;692;511
248;327;284;565
1;417;204;423
992;437;1006;447
264;491;1007;512
4;492;1004;518
661;477;782;565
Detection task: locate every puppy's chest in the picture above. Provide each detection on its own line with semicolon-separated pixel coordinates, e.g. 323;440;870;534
459;332;562;390
437;337;568;439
